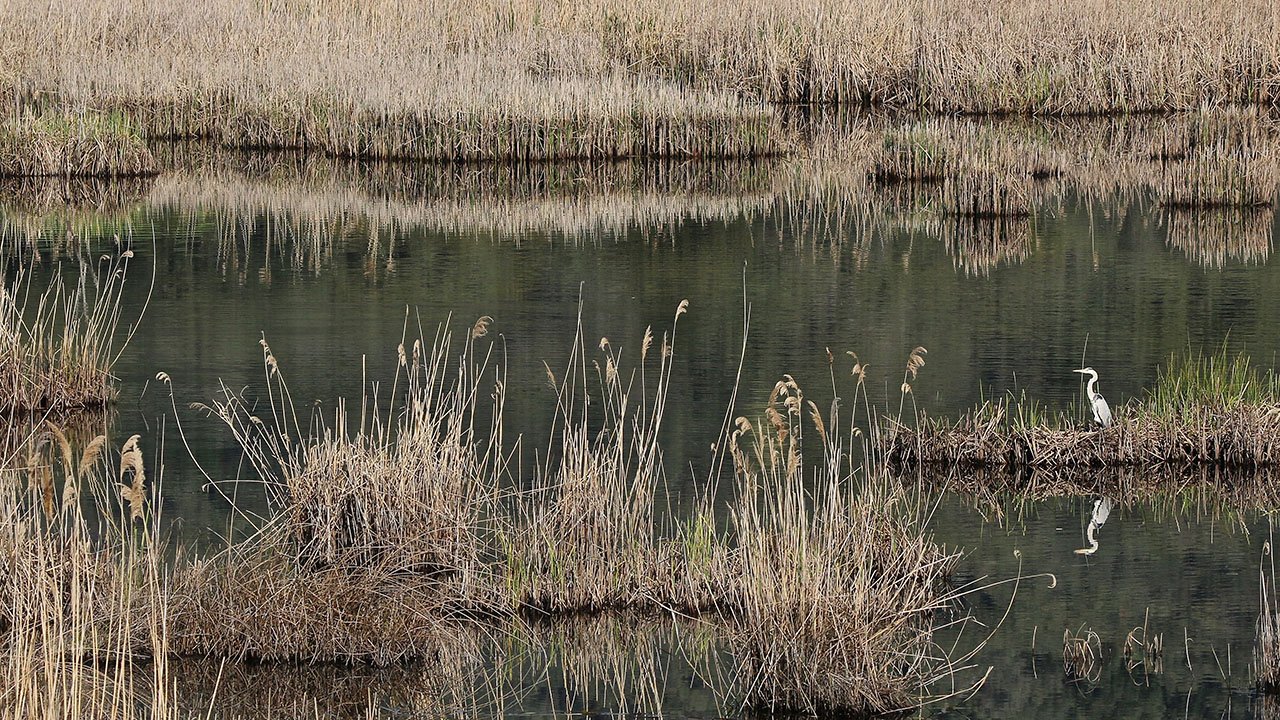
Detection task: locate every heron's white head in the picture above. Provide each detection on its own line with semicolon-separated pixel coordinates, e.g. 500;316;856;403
1074;367;1098;379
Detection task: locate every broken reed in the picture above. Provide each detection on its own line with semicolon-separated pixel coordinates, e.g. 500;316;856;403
886;348;1280;469
0;251;132;415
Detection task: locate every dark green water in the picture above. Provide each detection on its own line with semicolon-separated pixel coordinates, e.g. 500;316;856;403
7;156;1280;717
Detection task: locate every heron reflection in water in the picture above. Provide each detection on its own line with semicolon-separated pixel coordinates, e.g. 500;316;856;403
1074;497;1114;555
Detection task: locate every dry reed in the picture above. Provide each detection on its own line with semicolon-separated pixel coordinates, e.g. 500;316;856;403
0;423;173;719
1260;530;1280;692
1062;627;1102;683
3;0;1278;144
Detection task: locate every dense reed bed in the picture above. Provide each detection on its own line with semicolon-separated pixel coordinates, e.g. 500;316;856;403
0;422;173;719
886;349;1280;469
0;251;133;415
4;0;1279;168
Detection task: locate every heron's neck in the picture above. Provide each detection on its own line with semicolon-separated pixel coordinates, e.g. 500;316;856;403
1086;375;1099;399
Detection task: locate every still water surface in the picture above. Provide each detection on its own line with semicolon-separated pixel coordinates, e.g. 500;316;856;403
9;158;1280;717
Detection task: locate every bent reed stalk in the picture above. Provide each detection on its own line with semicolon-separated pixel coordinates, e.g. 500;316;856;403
886;348;1280;469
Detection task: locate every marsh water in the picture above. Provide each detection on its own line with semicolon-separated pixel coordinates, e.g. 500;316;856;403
8;135;1280;717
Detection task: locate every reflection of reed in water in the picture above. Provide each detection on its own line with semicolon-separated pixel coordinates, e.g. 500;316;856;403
1062;627;1102;683
171;654;495;720
146;150;780;242
938;214;1035;277
1164;207;1274;268
0;175;152;244
1122;611;1163;680
5;110;1280;277
1158;129;1280;210
924;463;1280;529
507;615;722;719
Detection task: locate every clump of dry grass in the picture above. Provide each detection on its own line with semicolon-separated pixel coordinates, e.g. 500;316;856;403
0;111;155;177
725;386;962;715
0;418;500;717
0;250;134;415
197;308;975;714
501;303;737;615
887;349;1280;469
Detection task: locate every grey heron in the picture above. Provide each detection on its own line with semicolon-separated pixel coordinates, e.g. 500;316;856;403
1073;367;1113;429
1073;497;1114;555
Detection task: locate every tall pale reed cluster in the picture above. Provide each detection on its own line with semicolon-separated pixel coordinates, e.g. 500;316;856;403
0;423;173;720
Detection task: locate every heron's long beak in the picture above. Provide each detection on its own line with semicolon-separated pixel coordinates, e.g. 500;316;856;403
1073;369;1088;374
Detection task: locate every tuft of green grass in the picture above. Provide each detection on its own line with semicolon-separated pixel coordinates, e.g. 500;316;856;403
0;111;156;177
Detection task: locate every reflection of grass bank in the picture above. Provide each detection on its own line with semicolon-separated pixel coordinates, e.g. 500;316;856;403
926;463;1280;528
1164;207;1274;267
887;350;1280;469
4;111;1276;276
145;148;782;242
1;311;976;717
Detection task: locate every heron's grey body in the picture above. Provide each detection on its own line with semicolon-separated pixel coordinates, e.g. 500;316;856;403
1074;367;1113;429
